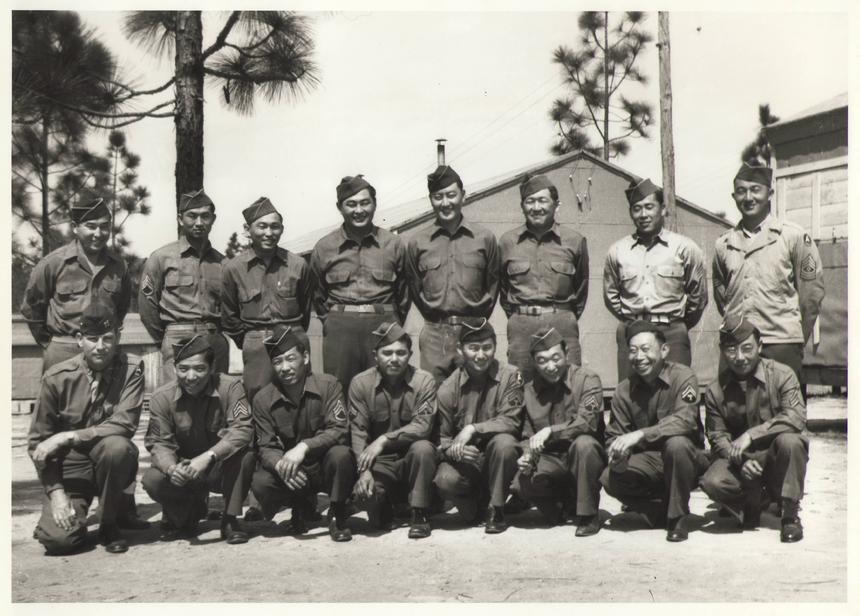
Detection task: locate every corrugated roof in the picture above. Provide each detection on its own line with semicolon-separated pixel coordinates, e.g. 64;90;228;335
768;92;848;129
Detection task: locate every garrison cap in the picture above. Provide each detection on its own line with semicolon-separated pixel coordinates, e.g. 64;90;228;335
625;319;663;343
78;302;118;335
624;178;661;206
242;197;280;224
519;173;555;200
427;165;463;193
459;317;495;344
529;327;565;354
263;325;308;358
336;175;376;203
179;188;215;213
70;196;111;224
172;335;212;363
372;322;410;349
734;161;773;187
719;315;759;346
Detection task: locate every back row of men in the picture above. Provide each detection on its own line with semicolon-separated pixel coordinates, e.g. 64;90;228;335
24;160;822;554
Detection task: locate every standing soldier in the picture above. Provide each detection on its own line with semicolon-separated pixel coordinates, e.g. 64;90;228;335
405;165;500;384
247;326;356;542
699;317;808;543
514;328;606;537
221;197;313;403
348;323;438;539
713;161;825;385
432;318;523;534
603;178;708;381
28;303;144;555
142;335;253;544
138;189;228;386
499;173;589;381
21;194;132;372
600;321;708;542
310;175;410;393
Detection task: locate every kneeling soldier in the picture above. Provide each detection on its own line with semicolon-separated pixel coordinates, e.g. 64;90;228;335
433;318;523;533
699;316;808;542
349;323;438;539
28;302;144;555
142;335;253;544
250;325;356;542
600;320;708;542
515;327;606;536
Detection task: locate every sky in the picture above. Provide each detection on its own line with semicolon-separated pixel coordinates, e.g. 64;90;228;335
16;8;854;257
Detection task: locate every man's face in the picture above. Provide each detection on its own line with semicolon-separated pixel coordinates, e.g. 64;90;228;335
429;181;465;225
459;338;496;375
77;330;119;371
374;340;411;380
629;193;666;237
628;332;668;379
175;352;214;396
178;206;216;241
521;188;559;230
732;179;772;223
72;215;111;253
721;333;762;378
246;213;284;251
337;188;376;231
533;343;568;384
272;346;309;387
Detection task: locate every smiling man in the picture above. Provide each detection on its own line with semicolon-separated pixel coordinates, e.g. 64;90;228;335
600;320;708;542
432;318;523;533
348;322;438;539
139;189;229;385
142;335;254;544
405;165;500;384
699;316;808;542
310;175;410;393
500;173;589;381
221;197;314;403
603;178;708;381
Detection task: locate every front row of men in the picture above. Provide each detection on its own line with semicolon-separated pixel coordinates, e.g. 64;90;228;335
28;302;808;555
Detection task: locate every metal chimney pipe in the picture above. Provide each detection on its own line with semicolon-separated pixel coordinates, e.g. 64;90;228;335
436;138;447;166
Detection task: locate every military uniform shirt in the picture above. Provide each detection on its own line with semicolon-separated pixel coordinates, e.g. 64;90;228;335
348;366;437;456
310;225;410;322
138;236;225;343
221;246;313;346
522;364;604;450
705;357;807;460
405;218;500;321
603;229;708;327
21;241;132;346
499;223;589;317
252;373;348;474
436;360;524;452
144;373;252;474
713;215;825;344
607;361;703;448
27;352;144;492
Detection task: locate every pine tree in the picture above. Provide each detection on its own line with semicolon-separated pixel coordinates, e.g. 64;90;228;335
740;104;780;165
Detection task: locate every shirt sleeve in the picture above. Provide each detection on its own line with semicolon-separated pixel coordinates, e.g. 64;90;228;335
435;380;458;453
790;232;826;343
712;244;729;317
683;241;709;329
605;384;636;449
211;379;253;461
384;375;437;444
473;369;524;437
548;371;603;443
21;255;54;348
602;247;625;321
301;379;348;456
641;372;701;444
116;264;132;325
252;391;284;473
220;263;245;348
74;357;144;443
746;369;807;444
393;236;412;324
571;236;590;319
348;378;371;457
704;385;732;460
297;259;314;332
404;238;429;320
481;234;501;319
143;393;181;474
27;375;64;492
309;244;329;319
138;254;165;343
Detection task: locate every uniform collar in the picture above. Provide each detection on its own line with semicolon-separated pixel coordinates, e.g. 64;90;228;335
460;359;501;386
338;224;380;249
273;372;321;405
179;235;214;257
736;214;780;237
66;240;119;265
374;364;416;391
173;374;221;401
720;358;767;386
533;365;573;394
244;245;287;266
631;228;669;249
517;222;561;243
431;216;473;239
630;361;673;391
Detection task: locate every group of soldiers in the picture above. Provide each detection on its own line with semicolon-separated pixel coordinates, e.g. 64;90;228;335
22;158;825;555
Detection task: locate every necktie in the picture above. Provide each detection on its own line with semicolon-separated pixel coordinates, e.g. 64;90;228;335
89;371;101;403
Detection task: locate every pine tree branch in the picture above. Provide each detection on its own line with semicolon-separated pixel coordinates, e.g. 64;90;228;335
202;11;243;60
203;66;309;84
11;168;43;192
113;77;176;103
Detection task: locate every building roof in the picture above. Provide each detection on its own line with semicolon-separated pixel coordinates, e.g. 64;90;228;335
768;92;848;129
289;149;730;255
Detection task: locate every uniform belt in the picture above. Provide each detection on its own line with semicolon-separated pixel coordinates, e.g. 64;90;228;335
635;314;676;325
515;305;573;316
49;335;78;344
433;316;469;326
165;321;220;332
330;304;396;314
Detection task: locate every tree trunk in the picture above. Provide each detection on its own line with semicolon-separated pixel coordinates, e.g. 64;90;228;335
173;11;205;220
40;116;50;256
602;11;609;160
658;12;677;231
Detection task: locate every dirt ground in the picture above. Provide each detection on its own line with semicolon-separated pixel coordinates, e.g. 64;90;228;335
10;400;848;603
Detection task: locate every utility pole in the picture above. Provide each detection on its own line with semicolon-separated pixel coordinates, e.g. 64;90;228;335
658;12;677;230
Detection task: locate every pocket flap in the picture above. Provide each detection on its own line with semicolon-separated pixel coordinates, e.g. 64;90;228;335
326;269;351;284
549;261;575;275
371;269;396;282
418;256;442;272
507;260;530;275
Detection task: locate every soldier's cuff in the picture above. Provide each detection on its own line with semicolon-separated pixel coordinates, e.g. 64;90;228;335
641;426;660;443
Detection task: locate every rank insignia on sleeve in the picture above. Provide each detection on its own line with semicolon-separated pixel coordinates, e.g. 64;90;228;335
800;254;817;280
333;400;347;422
348;404;359;420
233;399;250;419
584;395;600;412
681;384;698;403
417;401;434;416
141;274;154;297
788;388;803;407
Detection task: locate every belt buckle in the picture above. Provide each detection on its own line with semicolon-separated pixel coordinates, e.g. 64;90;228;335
358;304;374;313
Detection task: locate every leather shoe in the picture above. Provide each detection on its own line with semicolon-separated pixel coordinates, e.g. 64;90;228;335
666;516;689;542
780;517;804;543
484;506;507;534
328;518;353;542
575;515;601;537
98;524;128;554
279;512;309;536
220;516;249;544
243;506;265;522
408;508;431;539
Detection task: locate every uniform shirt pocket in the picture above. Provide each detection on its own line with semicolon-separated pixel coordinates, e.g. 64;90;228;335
655;264;685;298
455;252;485;300
237;284;263;319
418;256;444;297
55;276;89;316
549;260;575;297
507;260;531;276
326;268;352;286
164;271;195;289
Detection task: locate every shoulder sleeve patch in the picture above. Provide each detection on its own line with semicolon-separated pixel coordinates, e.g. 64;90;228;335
232;399;250;419
333;399;347;422
803;233;812;246
681;383;698;404
800;254;817;280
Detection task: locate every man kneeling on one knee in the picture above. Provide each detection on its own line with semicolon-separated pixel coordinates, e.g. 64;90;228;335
699;316;808;543
142;335;254;544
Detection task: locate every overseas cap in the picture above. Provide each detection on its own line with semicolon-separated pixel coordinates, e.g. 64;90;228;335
625;320;663;343
624;178;661;206
459;317;495;344
263;325;308;358
734;161;773;187
372;322;410;349
427;165;463;193
336;175;375;203
71;196;111;224
79;302;118;335
242;197;280;224
172;335;212;363
529;327;565;354
719;315;759;346
179;188;215;213
519;173;555;200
